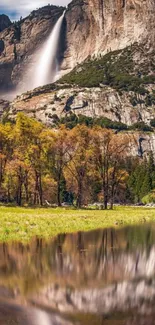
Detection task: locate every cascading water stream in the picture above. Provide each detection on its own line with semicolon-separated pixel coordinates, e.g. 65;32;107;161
0;11;66;100
32;10;65;89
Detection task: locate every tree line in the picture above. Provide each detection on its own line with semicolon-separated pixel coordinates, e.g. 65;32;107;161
0;113;155;208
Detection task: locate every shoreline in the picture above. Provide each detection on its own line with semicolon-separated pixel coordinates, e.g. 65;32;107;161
0;206;155;243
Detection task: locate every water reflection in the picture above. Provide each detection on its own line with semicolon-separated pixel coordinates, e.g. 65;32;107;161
0;224;155;324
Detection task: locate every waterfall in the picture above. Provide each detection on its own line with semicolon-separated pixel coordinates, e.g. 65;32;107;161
32;11;65;89
0;11;65;100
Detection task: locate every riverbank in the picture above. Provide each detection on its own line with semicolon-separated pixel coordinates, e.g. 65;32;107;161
0;206;155;242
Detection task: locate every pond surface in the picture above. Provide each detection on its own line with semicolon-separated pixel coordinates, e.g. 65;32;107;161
0;223;155;324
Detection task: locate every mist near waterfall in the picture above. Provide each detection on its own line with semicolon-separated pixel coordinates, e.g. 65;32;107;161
0;11;65;100
32;11;65;89
21;11;65;92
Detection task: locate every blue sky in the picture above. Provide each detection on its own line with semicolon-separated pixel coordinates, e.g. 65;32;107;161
0;0;70;21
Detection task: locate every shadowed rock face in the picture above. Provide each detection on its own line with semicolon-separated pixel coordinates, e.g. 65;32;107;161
0;14;11;32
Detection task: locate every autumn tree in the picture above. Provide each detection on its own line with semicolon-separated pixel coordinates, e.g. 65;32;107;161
15;113;45;205
46;126;72;206
90;127;130;209
0;113;152;208
65;125;91;208
0;123;13;187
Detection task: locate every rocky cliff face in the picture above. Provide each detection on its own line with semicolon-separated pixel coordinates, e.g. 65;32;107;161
9;84;155;127
5;83;155;157
0;6;65;90
61;0;155;72
0;0;155;89
0;99;9;120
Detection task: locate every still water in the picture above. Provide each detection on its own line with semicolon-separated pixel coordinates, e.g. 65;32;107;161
0;224;155;324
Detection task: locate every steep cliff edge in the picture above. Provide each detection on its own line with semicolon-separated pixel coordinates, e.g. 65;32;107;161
61;0;155;72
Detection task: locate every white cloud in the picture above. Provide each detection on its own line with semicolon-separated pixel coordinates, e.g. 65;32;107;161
0;0;70;21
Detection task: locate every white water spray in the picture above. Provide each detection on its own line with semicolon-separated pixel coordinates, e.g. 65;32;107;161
0;11;66;100
32;11;65;89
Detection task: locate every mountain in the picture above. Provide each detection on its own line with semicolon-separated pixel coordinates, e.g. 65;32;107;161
0;0;155;90
0;0;155;152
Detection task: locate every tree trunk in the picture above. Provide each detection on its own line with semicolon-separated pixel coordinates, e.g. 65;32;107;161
57;175;61;207
110;164;118;209
104;192;108;210
24;171;29;204
7;186;11;203
38;174;43;206
34;173;39;205
34;172;43;206
102;161;109;210
77;180;82;208
0;159;3;185
110;185;115;209
17;167;22;206
103;179;108;210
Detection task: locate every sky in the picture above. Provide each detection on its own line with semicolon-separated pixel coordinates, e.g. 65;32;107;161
0;0;70;21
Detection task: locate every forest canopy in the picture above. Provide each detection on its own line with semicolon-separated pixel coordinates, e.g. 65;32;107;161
0;113;155;209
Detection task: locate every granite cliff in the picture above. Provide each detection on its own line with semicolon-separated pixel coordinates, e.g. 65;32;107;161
0;0;155;89
8;84;155;127
62;0;155;72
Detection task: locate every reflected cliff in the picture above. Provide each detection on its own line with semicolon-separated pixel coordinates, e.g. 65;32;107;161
0;224;155;324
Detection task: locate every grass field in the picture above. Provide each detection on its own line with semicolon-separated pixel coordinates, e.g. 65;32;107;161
0;206;155;242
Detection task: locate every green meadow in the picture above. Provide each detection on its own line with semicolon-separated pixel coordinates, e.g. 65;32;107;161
0;206;155;242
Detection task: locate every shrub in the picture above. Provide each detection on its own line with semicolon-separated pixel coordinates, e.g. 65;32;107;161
142;191;155;204
130;122;153;132
96;117;128;130
59;46;154;95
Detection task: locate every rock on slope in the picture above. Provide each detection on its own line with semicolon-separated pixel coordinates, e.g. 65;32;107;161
9;84;155;127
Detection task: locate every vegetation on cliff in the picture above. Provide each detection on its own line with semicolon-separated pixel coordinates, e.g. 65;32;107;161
60;44;155;98
51;113;154;132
